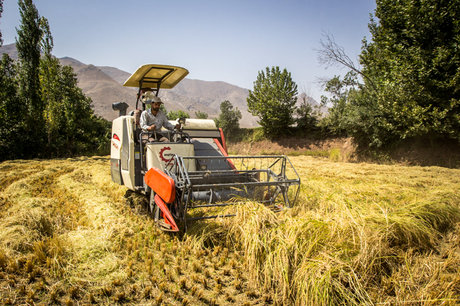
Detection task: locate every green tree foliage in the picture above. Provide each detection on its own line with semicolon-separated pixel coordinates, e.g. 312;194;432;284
195;110;208;119
167;110;190;120
295;94;320;132
0;2;24;160
215;100;241;136
0;0;110;160
0;2;23;160
0;54;27;160
36;15;109;156
361;0;460;144
247;66;298;137
0;0;3;45
38;17;62;151
321;0;460;147
320;72;360;136
16;0;45;154
44;64;108;156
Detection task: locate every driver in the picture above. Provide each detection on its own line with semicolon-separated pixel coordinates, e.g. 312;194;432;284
139;92;180;142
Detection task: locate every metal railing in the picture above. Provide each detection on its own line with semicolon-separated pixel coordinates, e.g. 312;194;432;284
164;155;301;223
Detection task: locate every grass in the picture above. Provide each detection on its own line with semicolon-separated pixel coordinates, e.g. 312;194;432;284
0;155;459;304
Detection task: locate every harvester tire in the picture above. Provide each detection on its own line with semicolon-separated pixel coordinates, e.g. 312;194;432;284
149;191;156;217
149;191;162;223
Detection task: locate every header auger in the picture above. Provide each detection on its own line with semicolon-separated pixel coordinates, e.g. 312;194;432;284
110;64;300;232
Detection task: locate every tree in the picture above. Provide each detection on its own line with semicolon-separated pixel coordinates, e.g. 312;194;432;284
58;65;105;155
0;54;26;160
0;0;3;45
295;93;320;132
0;0;110;160
38;17;63;152
318;0;460;147
16;0;44;155
318;33;375;91
0;2;24;160
359;0;460;143
247;66;298;137
319;71;360;136
195;110;208;119
215;100;241;136
167;110;190;120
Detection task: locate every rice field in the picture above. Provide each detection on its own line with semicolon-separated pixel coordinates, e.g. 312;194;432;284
0;155;459;305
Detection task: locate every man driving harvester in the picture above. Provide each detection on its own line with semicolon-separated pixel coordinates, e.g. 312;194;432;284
139;91;180;142
111;64;301;232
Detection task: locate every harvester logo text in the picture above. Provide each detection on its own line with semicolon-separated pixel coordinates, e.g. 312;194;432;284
159;147;173;162
112;133;120;150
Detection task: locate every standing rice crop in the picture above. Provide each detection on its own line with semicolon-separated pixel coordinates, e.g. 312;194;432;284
187;156;460;305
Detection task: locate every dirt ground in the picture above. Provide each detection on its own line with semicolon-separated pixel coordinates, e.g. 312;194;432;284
229;136;460;168
229;137;355;157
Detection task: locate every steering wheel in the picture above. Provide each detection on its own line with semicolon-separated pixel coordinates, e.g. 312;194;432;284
171;129;190;143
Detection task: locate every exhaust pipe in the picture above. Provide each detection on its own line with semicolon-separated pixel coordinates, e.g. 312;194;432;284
112;102;129;116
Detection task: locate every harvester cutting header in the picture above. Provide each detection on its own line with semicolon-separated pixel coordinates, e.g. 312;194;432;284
110;64;300;232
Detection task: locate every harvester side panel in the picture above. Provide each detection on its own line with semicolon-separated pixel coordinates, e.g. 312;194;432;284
111;116;136;189
145;143;196;172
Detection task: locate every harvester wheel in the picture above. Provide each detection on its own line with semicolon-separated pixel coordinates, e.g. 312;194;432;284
153;204;160;223
149;191;166;227
149;191;156;217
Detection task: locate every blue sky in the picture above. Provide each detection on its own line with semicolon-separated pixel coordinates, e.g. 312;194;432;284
1;0;376;101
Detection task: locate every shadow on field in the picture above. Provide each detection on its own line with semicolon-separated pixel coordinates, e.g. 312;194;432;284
123;190;150;216
62;156;109;162
384;137;460;168
121;188;230;244
355;137;460;168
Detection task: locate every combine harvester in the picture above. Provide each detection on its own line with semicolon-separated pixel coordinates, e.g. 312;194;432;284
110;64;300;232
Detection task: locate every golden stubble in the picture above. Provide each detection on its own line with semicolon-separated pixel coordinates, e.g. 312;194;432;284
0;155;459;305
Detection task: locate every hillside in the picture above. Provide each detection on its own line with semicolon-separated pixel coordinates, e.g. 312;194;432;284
94;66;258;126
0;155;459;304
0;43;262;126
59;57;137;120
1;43;322;126
0;43;18;60
59;56;257;124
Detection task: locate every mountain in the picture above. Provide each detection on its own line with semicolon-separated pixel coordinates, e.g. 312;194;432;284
59;57;138;121
96;64;257;126
97;66;131;84
0;43;18;60
1;43;321;127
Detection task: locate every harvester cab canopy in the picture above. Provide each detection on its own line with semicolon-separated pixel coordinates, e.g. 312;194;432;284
123;64;189;110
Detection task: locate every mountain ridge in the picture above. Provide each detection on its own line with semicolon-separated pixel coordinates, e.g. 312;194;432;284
1;43;320;127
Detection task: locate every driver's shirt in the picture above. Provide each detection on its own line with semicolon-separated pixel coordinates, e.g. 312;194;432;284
140;109;174;132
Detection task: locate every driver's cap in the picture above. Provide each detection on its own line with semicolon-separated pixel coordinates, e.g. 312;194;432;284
143;92;162;104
